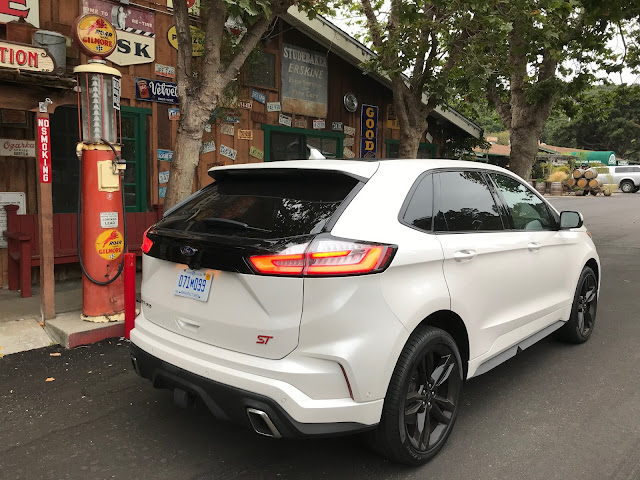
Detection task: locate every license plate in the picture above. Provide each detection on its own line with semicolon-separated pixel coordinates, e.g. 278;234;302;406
173;269;212;302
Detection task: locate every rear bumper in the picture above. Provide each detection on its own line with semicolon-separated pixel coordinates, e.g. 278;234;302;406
130;314;383;435
130;343;372;438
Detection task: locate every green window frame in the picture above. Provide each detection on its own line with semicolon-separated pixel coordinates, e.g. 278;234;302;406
120;106;150;212
385;138;437;159
262;124;344;162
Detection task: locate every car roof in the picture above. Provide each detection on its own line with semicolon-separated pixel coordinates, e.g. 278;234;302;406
208;159;514;180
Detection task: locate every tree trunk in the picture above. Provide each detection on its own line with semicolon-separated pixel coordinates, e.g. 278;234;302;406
391;78;431;159
165;99;210;208
509;124;541;180
398;125;426;158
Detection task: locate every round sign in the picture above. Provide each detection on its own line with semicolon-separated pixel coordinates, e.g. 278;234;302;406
168;26;205;57
95;229;124;261
74;14;118;57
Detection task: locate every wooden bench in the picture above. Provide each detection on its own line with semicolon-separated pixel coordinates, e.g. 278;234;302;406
3;205;161;298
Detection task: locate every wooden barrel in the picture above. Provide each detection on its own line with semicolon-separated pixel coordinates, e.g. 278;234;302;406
585;168;599;179
577;178;588;188
573;168;586;179
567;178;576;188
588;178;603;188
535;182;546;195
550;182;563;196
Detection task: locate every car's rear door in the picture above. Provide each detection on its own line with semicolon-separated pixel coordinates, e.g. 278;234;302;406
141;168;363;360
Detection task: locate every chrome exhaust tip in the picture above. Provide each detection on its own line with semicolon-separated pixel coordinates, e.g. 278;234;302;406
247;408;282;438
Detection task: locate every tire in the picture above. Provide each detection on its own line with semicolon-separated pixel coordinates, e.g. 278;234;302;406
559;266;598;343
367;326;464;465
620;181;635;193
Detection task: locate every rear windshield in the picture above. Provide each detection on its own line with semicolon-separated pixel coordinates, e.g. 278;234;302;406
155;170;360;239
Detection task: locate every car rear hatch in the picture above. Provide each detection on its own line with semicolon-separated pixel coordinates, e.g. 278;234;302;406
141;164;375;359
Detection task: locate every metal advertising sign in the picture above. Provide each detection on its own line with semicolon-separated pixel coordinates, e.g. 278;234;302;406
200;141;216;154
112;77;121;110
386;104;400;130
279;114;292;127
343;125;356;136
267;102;281;112
0;0;39;28
239;100;253;109
108;30;155;66
0;138;35;157
281;44;328;117
157;149;174;162
155;63;175;78
313;119;325;130
332;122;343;131
220;144;237;161
360;104;378;158
251;89;266;104
0;41;55;73
249;146;264;160
238;129;253;140
74;14;118;57
167;0;200;16
158;171;169;183
220;124;234;136
135;78;179;104
168;26;204;57
37;117;51;183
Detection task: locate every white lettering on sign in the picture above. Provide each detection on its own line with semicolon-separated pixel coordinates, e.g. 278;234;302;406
100;212;119;229
332;122;343;131
158;171;169;183
0;138;35;157
220;144;237;161
37;117;51;183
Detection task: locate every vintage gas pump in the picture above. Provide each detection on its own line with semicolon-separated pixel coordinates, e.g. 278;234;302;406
73;15;127;320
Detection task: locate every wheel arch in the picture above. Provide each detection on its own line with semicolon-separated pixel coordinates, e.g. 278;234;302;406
585;257;600;284
417;310;470;378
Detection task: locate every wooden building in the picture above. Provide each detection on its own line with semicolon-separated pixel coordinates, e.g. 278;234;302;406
0;1;482;293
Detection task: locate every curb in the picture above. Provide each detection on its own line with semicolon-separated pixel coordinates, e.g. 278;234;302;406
44;311;124;349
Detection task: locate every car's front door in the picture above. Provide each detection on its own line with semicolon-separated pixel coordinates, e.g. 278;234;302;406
434;170;536;362
488;173;576;319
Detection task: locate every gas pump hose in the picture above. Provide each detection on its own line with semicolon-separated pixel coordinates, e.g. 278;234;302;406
76;139;128;285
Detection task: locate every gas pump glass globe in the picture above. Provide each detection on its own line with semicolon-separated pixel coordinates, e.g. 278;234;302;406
78;72;117;144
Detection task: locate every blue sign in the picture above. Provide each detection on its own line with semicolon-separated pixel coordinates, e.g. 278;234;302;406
158;186;167;198
251;88;266;104
157;149;174;162
360;104;378;158
135;78;179;105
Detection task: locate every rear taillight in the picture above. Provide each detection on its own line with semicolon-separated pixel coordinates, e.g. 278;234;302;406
141;227;153;254
248;236;396;277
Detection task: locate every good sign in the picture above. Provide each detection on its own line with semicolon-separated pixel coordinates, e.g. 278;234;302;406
74;14;117;57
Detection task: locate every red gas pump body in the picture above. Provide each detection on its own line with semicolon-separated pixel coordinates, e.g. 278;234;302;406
81;145;125;317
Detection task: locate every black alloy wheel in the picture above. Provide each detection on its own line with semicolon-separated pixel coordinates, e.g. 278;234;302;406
560;266;598;343
403;346;461;453
368;326;463;465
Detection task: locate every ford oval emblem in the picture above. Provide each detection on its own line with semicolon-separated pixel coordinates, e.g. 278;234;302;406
180;246;198;256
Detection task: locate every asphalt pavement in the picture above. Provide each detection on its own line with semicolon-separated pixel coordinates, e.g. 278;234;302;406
1;194;639;480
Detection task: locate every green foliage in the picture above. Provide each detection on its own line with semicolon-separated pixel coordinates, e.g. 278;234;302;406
544;85;640;162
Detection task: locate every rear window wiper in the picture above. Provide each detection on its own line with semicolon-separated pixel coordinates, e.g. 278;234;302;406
202;217;272;233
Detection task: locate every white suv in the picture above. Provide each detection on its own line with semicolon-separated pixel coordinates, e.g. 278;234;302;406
131;159;600;465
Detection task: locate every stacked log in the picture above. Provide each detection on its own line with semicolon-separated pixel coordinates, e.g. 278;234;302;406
572;167;602;196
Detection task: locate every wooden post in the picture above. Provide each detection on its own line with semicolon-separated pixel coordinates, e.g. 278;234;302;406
36;111;55;321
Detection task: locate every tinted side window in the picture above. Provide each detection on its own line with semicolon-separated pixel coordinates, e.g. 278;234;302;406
491;174;553;230
615;167;640;173
435;171;504;232
403;174;433;231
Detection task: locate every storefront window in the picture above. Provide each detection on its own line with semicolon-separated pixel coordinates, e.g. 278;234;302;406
264;125;343;161
385;139;437;159
245;50;277;89
120;107;148;212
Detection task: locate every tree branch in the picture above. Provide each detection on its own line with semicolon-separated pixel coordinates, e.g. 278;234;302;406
200;0;227;87
174;0;193;98
487;82;512;130
360;0;384;49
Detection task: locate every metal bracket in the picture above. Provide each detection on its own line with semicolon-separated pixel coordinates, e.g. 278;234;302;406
39;98;53;113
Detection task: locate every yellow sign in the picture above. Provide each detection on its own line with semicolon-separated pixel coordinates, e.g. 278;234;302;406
95;229;124;260
386;104;400;130
74;15;117;57
168;26;204;57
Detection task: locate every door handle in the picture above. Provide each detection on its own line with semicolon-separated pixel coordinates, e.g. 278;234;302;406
528;242;542;252
453;249;477;261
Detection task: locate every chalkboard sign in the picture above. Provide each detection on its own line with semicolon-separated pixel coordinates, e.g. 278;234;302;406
281;44;328;118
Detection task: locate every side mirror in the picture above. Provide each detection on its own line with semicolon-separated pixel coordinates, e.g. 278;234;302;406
560;211;583;229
